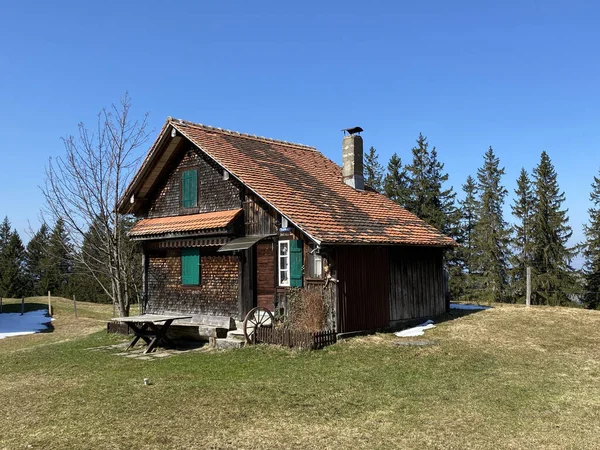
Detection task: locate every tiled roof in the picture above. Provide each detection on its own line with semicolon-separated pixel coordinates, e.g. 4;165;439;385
129;209;241;238
162;120;456;247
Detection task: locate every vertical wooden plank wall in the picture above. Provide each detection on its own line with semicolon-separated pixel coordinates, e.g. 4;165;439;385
336;246;390;333
243;192;278;236
239;246;255;319
256;240;276;311
389;246;446;322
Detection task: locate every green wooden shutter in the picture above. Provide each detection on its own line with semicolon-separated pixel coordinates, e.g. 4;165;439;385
181;169;198;208
290;240;303;287
181;248;200;285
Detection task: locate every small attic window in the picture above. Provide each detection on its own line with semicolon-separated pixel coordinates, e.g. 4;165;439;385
281;216;289;228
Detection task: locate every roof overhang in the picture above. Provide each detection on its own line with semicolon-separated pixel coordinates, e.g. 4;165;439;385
129;209;242;240
119;120;183;215
318;241;457;248
217;234;275;252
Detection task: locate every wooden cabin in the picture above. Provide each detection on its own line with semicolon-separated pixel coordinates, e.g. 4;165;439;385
118;119;456;334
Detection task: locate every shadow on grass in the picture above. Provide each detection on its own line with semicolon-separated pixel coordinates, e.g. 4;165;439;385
389;307;489;332
339;304;492;339
0;301;49;314
428;306;490;327
0;302;55;335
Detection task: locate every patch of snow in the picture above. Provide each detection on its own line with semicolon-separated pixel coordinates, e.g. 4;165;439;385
450;303;490;310
394;320;436;337
0;309;54;340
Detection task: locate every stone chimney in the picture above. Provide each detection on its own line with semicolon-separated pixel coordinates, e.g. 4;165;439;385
342;129;364;190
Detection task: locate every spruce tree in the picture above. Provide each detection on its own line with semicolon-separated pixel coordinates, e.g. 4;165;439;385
69;217;141;304
583;168;600;309
405;133;431;218
0;229;26;298
383;153;409;207
0;217;19;297
450;175;480;299
0;217;11;254
0;217;10;296
511;168;535;301
473;147;511;302
460;175;478;275
364;146;384;193
530;151;574;305
25;223;51;296
405;133;457;235
428;147;458;235
69;219;112;303
46;219;74;296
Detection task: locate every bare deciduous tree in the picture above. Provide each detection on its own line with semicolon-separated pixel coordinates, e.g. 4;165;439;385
42;93;150;316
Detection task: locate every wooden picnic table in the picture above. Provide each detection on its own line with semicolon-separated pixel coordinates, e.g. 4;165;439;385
112;314;192;354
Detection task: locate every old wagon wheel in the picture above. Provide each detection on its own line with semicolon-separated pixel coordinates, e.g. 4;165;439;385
243;307;274;344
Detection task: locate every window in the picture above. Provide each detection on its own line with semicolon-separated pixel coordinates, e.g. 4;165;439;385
279;239;303;287
307;244;323;278
181;169;198;208
278;241;290;286
181;248;201;285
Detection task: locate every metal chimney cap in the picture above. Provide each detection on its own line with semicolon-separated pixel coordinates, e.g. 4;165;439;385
341;126;363;136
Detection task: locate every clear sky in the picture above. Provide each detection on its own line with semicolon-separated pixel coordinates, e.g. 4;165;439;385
1;0;598;266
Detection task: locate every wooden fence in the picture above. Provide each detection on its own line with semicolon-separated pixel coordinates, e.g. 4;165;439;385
254;327;337;350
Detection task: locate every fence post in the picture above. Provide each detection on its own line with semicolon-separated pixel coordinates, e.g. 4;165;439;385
21;297;25;315
526;267;531;307
48;291;52;317
73;295;78;318
0;296;2;313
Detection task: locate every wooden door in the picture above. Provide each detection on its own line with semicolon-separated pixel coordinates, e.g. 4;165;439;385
337;246;390;333
256;240;276;311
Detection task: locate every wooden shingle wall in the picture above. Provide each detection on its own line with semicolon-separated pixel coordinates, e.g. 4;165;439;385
147;146;241;218
147;247;239;318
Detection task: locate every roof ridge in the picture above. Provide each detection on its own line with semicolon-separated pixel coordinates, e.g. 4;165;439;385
169;117;318;151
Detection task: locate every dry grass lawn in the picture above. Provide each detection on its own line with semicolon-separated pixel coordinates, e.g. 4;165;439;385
0;297;113;353
1;299;600;449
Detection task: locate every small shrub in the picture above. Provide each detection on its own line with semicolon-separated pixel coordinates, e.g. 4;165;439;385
286;287;327;332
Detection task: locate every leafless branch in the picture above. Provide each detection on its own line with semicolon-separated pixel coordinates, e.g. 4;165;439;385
41;93;150;316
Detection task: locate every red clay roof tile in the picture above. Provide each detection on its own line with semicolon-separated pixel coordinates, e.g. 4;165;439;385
163;120;455;247
130;209;241;238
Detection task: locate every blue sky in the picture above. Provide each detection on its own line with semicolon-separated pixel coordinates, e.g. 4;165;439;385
1;0;598;265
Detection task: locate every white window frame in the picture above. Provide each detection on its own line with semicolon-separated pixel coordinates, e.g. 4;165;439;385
308;245;323;279
278;240;290;287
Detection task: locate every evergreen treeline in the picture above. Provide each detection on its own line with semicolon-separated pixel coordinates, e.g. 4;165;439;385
366;135;594;307
0;216;112;302
3;134;599;309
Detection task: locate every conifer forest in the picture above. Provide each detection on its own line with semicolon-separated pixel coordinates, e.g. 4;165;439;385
2;133;600;309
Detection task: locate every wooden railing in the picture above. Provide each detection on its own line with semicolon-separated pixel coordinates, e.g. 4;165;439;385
254;327;337;350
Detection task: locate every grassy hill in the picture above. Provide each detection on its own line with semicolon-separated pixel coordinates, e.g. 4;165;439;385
0;300;599;449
